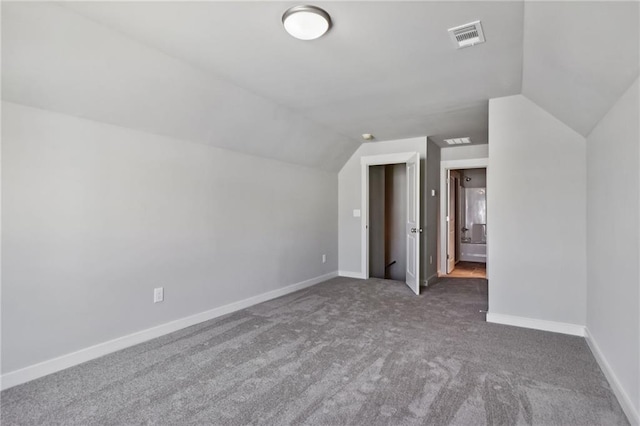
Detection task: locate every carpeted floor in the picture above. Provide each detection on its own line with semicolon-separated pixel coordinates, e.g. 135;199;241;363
1;277;629;425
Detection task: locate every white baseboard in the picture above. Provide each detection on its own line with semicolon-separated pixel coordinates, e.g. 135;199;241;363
424;274;438;286
585;327;639;425
486;312;585;337
459;255;487;263
338;270;366;279
0;271;338;391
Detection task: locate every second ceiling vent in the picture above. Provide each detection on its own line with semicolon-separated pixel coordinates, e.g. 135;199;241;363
448;20;485;49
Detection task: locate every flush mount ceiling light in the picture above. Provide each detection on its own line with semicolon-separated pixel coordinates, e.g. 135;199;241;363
282;5;332;40
362;133;375;141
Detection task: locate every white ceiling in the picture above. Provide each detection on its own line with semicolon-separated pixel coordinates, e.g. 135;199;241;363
59;1;527;145
1;2;358;171
522;1;639;136
2;1;526;170
2;2;638;170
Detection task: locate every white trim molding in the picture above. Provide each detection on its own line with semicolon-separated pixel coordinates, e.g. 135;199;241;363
0;271;338;391
486;312;585;337
585;328;639;425
338;271;366;279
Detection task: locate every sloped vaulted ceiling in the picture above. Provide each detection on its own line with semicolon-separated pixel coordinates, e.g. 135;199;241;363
2;1;526;170
521;1;639;137
1;2;359;171
2;2;638;169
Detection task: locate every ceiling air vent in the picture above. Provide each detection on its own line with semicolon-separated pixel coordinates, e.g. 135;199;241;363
444;137;471;145
448;20;485;49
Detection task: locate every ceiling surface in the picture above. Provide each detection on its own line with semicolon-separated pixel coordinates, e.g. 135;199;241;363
2;1;639;170
60;1;525;145
522;1;639;136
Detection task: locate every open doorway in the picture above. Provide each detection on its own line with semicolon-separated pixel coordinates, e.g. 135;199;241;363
369;164;406;281
439;164;488;279
361;152;421;295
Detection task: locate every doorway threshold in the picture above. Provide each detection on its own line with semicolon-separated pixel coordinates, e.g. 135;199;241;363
443;262;486;279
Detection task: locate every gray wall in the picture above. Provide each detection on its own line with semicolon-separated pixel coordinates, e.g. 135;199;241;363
425;139;441;281
338;137;427;282
586;78;639;417
441;144;488;161
488;95;587;326
461;169;486;188
1;102;338;374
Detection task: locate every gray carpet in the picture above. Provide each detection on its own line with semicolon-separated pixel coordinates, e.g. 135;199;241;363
1;277;629;425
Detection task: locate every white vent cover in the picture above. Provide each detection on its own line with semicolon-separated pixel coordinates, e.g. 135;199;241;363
444;137;471;145
448;20;485;49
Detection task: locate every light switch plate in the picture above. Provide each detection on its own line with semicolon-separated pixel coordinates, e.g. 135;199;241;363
154;287;164;303
353;209;361;217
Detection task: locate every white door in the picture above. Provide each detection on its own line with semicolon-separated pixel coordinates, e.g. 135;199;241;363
405;153;420;295
447;171;457;273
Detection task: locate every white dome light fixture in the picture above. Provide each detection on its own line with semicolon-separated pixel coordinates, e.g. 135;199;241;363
282;5;331;40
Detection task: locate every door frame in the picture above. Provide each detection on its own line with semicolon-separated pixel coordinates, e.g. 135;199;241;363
360;152;420;282
439;158;489;276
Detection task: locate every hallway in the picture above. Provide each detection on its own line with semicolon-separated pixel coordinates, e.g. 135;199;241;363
446;261;487;279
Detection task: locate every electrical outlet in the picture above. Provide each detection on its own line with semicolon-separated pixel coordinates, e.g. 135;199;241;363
322;254;326;264
153;287;164;303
